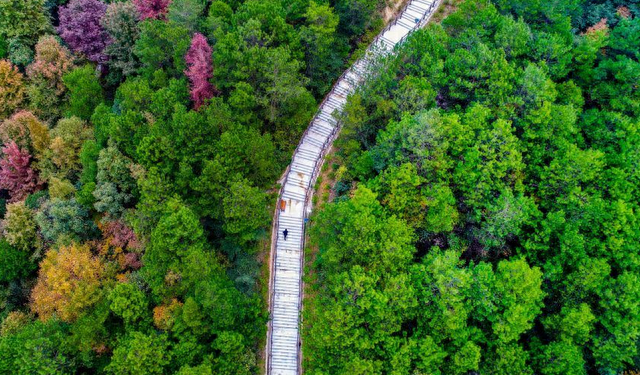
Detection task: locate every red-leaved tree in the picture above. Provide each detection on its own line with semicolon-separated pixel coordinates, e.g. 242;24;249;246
133;0;170;20
185;33;216;110
99;219;143;270
0;142;42;202
58;0;112;63
101;219;142;251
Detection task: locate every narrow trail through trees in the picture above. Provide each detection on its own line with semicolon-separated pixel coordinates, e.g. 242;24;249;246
266;1;441;374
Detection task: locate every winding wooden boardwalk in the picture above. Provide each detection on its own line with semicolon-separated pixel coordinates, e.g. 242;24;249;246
266;1;441;374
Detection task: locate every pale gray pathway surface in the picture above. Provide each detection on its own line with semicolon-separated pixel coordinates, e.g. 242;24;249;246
267;1;441;374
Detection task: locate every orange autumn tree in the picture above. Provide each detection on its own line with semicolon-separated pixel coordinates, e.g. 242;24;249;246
153;298;182;330
31;243;107;322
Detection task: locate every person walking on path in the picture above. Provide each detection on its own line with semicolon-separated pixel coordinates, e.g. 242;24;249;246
283;229;288;241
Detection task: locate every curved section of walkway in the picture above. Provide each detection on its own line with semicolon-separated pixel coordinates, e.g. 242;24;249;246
266;1;441;374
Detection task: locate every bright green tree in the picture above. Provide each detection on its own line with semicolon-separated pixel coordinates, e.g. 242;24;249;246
63;65;104;120
109;282;148;325
106;331;171;375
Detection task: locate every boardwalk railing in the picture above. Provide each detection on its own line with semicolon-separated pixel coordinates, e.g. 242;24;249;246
266;1;442;374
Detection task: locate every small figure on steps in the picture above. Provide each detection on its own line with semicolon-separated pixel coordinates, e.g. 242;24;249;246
283;229;288;241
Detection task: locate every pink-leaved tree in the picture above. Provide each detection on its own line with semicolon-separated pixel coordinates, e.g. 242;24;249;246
58;0;112;63
185;33;216;110
101;219;142;269
0;142;42;202
101;219;142;251
133;0;171;20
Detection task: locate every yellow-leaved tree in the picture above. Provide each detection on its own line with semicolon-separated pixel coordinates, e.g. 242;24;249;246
31;243;107;322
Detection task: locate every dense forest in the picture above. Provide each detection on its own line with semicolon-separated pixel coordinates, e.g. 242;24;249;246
0;0;389;372
303;0;640;374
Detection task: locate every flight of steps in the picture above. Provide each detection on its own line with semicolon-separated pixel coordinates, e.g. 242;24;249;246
267;1;441;374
